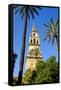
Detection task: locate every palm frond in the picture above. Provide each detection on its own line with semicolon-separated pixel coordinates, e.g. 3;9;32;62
19;6;25;15
44;32;49;41
14;5;42;20
52;37;55;45
27;10;30;19
55;19;59;27
15;6;24;14
50;17;53;22
48;35;51;44
29;7;34;19
21;11;25;19
44;18;58;49
50;18;55;26
15;7;20;14
44;37;47;41
32;7;39;16
44;24;49;28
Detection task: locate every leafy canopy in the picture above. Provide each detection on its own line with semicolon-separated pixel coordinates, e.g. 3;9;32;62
22;56;59;84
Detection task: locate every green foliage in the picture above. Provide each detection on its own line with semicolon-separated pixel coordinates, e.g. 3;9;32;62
13;77;18;85
22;56;59;84
22;70;36;84
45;56;59;83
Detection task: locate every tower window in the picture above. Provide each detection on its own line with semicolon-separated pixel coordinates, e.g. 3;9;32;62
34;39;35;44
33;33;35;36
31;39;32;43
37;40;38;44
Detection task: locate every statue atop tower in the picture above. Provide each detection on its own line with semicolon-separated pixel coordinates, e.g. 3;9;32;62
26;23;42;70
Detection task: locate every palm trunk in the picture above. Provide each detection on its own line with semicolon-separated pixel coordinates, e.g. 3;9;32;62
12;53;17;75
17;14;27;85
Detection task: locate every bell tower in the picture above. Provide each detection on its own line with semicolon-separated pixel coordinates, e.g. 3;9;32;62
26;23;42;70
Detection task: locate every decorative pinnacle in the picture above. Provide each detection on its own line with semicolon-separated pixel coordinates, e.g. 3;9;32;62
32;23;36;32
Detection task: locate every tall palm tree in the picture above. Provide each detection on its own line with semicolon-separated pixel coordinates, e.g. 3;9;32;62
44;18;59;51
13;5;41;85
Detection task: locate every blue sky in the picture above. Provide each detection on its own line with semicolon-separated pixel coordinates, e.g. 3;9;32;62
13;6;59;76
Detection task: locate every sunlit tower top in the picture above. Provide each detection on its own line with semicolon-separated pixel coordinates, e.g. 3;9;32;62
26;23;42;70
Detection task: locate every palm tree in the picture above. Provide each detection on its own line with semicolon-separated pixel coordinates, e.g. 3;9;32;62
44;18;59;51
14;5;41;85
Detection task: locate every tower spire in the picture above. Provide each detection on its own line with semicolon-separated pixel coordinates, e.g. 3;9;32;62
32;23;36;32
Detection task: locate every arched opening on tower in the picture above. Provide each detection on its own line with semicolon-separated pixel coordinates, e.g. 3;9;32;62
33;33;35;36
30;39;32;43
37;40;38;44
34;39;36;44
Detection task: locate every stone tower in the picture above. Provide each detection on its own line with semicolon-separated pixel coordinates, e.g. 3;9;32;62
26;23;42;70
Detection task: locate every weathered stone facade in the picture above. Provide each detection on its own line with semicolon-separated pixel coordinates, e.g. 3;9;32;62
26;23;42;70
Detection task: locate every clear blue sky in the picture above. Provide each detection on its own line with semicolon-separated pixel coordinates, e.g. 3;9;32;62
13;6;59;76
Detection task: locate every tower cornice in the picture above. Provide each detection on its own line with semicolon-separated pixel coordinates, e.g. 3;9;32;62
29;43;40;46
